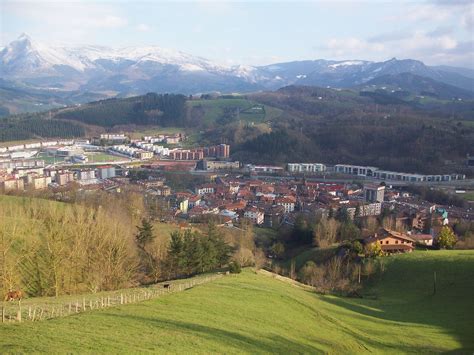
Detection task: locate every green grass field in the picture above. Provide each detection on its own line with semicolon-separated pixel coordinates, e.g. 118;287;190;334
282;245;339;270
460;191;474;201
188;98;283;124
1;250;472;353
127;126;184;140
85;152;127;163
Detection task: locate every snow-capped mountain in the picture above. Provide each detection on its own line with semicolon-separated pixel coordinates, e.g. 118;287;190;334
0;33;234;75
1;33;472;98
0;33;262;93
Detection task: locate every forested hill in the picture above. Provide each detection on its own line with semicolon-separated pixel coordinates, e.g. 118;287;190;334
55;93;187;127
225;86;474;175
0;93;187;142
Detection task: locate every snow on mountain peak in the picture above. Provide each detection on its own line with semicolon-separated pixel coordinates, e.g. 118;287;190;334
328;60;366;69
1;34;237;76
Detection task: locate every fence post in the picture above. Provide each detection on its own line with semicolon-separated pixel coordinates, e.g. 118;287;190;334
120;294;124;305
68;303;72;314
83;297;86;310
1;302;4;323
75;301;79;313
28;306;32;320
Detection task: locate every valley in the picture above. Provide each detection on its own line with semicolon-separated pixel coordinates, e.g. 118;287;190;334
1;3;474;352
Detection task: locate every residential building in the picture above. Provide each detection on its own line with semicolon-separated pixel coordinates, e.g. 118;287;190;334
244;206;264;225
287;163;327;173
334;164;465;182
97;166;116;179
196;184;215;195
363;229;415;254
246;165;284;174
155;186;171;196
76;169;96;180
201;160;240;171
364;184;385;203
275;196;296;213
264;205;285;228
135;151;154;160
169;149;204;160
202;144;230;158
1;178;24;192
177;198;189;214
410;234;434;246
56;171;75;186
31;176;52;190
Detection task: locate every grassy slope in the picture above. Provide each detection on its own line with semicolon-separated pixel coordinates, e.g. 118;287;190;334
1;250;473;353
188;98;283;124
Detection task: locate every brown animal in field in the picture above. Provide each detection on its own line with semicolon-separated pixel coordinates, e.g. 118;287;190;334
4;290;23;302
163;284;171;289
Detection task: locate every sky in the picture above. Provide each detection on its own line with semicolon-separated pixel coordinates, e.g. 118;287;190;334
1;0;473;68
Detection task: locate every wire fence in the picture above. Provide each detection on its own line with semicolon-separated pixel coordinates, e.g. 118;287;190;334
1;274;223;323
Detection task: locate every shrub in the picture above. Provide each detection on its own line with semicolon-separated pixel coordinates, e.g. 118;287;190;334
229;261;242;274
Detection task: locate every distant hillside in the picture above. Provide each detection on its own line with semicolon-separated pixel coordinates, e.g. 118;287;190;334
229;86;474;174
1;252;473;353
361;73;474;100
55;93;187;127
0;79;107;116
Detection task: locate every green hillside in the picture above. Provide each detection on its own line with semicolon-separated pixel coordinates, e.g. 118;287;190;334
1;250;473;353
188;97;283;124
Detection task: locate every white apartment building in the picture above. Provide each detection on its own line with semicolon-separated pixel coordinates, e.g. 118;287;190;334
244;207;264;225
287;163;327;173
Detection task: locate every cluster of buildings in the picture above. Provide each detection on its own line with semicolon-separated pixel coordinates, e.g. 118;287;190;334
168;144;230;161
0;160;119;192
333;164;466;182
287;162;466;182
109;145;154;160
152;177;392;228
111;136;230;163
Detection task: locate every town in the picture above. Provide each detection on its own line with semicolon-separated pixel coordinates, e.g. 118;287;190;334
1;132;472;255
2;0;474;351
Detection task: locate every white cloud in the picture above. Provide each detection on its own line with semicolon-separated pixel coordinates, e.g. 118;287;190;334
323;37;384;58
462;6;474;30
136;24;151;32
2;1;129;44
100;16;128;29
319;30;472;67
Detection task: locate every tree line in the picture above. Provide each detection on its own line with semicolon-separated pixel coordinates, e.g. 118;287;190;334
0;118;85;142
0;192;242;299
55;93;187;127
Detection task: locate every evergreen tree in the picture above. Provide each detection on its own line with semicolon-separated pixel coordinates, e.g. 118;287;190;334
135;219;155;249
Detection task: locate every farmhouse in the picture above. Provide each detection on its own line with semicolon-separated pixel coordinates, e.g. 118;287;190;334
364;229;415;253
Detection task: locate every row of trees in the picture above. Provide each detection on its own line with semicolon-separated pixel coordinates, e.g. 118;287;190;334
0;192;240;298
0;118;85;142
0;198;137;297
56;93;187;127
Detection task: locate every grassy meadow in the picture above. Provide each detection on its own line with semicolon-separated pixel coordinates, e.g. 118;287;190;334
188;98;283;124
1;250;473;353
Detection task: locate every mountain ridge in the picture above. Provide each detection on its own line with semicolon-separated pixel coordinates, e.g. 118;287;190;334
1;34;473;114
